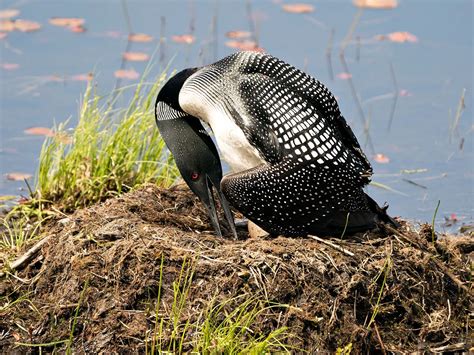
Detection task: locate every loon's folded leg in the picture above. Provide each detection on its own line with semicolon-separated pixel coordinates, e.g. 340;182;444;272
221;158;380;237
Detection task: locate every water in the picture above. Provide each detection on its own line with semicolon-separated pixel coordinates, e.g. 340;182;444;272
0;0;472;232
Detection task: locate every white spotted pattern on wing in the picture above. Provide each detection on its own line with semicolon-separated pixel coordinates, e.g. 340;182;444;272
180;51;372;174
221;157;372;236
177;51;375;235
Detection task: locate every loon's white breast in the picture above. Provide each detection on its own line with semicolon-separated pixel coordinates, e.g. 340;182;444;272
179;86;264;173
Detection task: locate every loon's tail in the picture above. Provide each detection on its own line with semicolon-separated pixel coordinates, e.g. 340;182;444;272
364;193;399;228
317;193;399;236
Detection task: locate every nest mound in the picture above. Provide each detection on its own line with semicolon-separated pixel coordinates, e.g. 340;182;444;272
1;184;472;353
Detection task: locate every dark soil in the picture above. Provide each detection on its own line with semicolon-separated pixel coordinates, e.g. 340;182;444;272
0;183;472;353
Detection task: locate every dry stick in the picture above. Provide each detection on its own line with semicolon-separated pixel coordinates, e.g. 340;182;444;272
364;105;372;153
385;225;471;294
0;235;52;278
339;9;375;155
356;35;361;62
340;8;362;53
307;235;355;257
109;0;133;107
387;62;399;132
303;57;309;72
326;28;335;81
339;53;375;155
200;7;217;66
401;178;427;189
373;322;386;354
188;0;196;34
210;14;217;63
185;0;196;66
213;0;219;61
121;0;133;34
159;16;166;68
449;88;466;143
430;342;468;353
246;0;259;46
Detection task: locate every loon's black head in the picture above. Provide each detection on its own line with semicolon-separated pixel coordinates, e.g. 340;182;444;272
155;69;237;238
156;67;198;112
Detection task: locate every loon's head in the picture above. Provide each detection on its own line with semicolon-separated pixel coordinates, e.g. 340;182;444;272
155;69;237;238
156;68;198;112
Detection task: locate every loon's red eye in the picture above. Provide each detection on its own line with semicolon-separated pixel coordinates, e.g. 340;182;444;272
191;172;200;181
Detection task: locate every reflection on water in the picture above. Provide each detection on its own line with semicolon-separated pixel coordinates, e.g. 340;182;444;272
0;1;472;231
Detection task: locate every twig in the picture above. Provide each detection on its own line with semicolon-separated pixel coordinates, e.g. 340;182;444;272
431;200;440;244
370;181;408;196
364;105;372;151
385;225;423;250
432;257;470;294
121;0;133;34
387;62;399;132
340;212;350;240
307;235;355;257
159;16;166;68
185;0;196;66
356;35;361;62
24;178;34;197
402;178;427;189
339;8;375;154
340;8;363;53
326;28;335;81
339;53;375;155
109;0;133;107
0;235;52;277
373;322;386;354
385;225;471;294
339;9;375;154
449;88;466;142
319;249;338;270
430;342;468;352
188;0;196;35
328;297;339;325
212;0;218;62
246;0;259;46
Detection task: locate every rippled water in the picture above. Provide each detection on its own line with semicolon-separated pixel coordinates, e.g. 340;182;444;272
0;1;472;232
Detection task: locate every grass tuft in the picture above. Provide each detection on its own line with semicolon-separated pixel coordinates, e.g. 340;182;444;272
431;200;441;245
36;75;179;211
0;211;43;251
147;257;292;353
196;295;292;353
1;71;180;255
367;245;392;330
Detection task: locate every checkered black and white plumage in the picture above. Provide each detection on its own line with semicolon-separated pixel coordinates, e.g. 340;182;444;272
158;51;396;236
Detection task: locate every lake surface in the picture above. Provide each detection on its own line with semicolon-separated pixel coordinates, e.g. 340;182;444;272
0;0;472;232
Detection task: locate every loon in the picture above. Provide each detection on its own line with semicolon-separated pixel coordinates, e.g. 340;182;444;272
155;51;397;237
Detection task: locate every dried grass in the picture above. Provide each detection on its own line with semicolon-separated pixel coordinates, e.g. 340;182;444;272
0;184;472;353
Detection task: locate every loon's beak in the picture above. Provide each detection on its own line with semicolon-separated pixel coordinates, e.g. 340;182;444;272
205;175;238;239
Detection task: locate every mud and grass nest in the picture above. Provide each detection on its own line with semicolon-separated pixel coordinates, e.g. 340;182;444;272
0;184;472;353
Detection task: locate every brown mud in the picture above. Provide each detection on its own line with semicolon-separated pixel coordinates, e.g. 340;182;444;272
0;184;472;353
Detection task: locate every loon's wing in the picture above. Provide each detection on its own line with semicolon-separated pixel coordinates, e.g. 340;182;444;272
224;52;372;184
221;158;377;237
235;70;370;186
236;52;372;180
